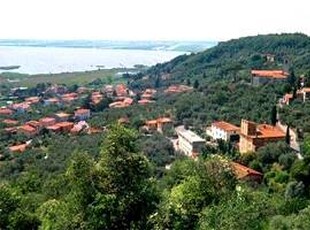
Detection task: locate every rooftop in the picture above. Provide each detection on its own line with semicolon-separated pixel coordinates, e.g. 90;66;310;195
2;119;18;125
176;127;205;143
39;117;56;123
212;121;240;132
231;162;263;179
55;112;71;118
9;144;28;153
256;124;286;138
19;124;36;133
251;70;288;79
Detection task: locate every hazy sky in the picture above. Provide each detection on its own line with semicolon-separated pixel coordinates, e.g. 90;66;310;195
0;0;309;41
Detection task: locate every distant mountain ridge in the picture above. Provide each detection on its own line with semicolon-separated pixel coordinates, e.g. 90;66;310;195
0;39;217;52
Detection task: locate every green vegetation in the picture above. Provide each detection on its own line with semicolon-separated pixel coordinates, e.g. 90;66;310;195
0;68;128;87
1;33;310;229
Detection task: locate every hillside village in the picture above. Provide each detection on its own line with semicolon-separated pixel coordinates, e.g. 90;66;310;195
0;58;307;181
2;34;310;229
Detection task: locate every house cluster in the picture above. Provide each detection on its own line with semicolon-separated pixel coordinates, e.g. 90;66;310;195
174;125;263;182
207;119;286;154
143;117;173;134
2;108;91;137
282;87;310;105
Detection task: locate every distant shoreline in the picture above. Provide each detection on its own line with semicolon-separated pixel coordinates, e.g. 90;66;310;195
0;65;20;70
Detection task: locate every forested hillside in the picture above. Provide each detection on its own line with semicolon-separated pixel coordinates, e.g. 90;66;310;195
143;33;310;82
2;34;310;229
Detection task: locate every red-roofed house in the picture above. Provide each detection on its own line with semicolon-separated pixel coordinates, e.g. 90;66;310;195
18;124;38;136
47;122;74;133
2;119;19;126
251;70;288;85
145;117;173;133
74;109;90;121
210;121;240;142
239;119;286;154
39;117;56;127
9;143;28;153
0;108;13;116
115;84;128;97
61;93;78;103
10;102;30;113
231;162;263;182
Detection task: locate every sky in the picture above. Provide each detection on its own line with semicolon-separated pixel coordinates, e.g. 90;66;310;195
0;0;309;41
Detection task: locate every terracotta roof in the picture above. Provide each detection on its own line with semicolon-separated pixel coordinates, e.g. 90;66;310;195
0;108;13;115
138;99;155;105
39;117;56;124
301;87;310;93
251;70;288;79
256;124;286;138
231;162;263;180
26;120;40;128
9;144;28;153
2;119;18;125
19;124;36;133
212;121;240;132
46;124;61;131
56;122;74;128
157;117;172;123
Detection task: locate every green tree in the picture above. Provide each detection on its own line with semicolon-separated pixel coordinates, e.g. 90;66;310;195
271;105;277;126
193;79;200;89
286;126;291;145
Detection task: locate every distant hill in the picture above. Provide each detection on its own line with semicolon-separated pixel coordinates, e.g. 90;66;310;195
143;33;310;83
0;39;217;53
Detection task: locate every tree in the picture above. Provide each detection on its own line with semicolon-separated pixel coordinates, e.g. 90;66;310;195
271;105;277;126
89;124;158;229
288;68;296;87
193;79;200;89
286;126;291;145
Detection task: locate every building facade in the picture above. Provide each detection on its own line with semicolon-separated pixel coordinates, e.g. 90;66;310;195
239;119;286;154
176;127;206;157
210;121;240;142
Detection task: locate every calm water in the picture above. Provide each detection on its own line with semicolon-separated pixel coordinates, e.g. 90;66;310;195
0;46;185;74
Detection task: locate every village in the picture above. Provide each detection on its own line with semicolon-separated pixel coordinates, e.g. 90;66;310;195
0;64;307;183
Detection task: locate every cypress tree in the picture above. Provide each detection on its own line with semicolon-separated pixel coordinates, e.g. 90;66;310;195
285;125;291;145
193;79;200;89
271;105;277;126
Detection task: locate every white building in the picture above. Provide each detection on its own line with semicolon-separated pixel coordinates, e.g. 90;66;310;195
209;121;240;142
176;126;206;157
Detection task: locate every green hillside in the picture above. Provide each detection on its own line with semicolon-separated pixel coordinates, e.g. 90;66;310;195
128;33;310;130
145;33;310;82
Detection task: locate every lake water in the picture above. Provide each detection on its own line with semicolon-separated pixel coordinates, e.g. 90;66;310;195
0;46;186;75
